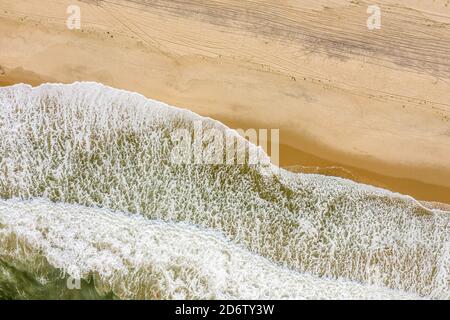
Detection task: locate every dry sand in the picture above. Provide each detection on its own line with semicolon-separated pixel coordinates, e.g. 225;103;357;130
0;0;449;203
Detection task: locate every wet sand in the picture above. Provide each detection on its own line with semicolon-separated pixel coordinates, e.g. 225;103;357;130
1;0;449;203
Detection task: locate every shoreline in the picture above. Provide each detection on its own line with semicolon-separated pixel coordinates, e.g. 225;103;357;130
3;79;450;207
1;0;450;204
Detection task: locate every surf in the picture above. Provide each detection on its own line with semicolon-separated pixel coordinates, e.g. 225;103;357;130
0;199;422;300
0;82;448;299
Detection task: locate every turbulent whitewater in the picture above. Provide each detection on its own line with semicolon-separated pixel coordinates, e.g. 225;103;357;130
0;199;422;299
0;82;448;299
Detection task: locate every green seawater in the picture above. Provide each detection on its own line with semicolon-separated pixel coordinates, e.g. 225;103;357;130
0;260;115;300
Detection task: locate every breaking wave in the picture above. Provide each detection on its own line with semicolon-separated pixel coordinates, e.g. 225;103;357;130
0;199;422;299
0;82;448;299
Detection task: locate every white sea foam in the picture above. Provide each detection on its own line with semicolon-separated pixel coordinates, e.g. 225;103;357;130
0;199;423;299
0;82;448;299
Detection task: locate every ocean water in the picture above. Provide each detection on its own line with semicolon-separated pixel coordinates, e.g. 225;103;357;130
0;82;448;299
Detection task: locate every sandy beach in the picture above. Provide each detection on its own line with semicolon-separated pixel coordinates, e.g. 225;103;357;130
1;0;449;204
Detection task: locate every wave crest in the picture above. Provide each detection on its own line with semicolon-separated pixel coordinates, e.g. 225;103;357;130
0;82;448;299
0;199;422;300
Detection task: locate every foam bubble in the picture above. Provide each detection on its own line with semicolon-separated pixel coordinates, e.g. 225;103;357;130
0;82;448;299
0;199;423;299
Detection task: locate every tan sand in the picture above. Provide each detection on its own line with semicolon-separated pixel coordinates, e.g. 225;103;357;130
0;0;449;203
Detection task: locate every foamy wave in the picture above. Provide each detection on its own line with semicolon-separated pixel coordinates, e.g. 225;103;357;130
0;199;422;299
0;82;448;299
